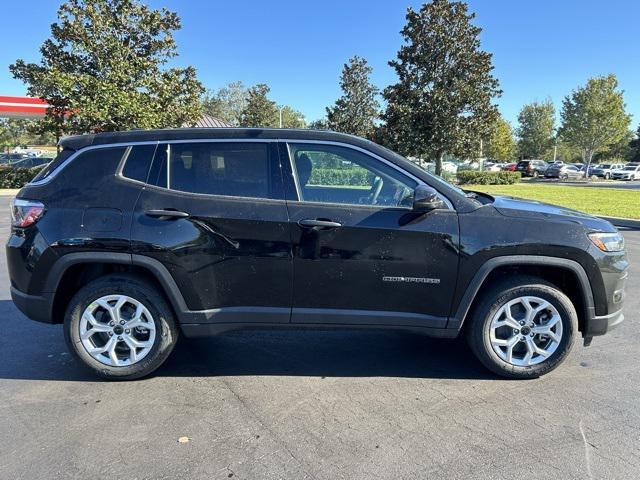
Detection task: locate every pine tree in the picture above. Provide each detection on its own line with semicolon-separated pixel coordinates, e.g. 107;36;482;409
383;0;501;175
326;56;379;139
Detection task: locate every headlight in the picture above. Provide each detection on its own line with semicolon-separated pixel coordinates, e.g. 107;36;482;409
588;232;625;252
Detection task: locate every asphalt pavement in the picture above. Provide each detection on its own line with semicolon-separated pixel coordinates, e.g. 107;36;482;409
1;195;639;479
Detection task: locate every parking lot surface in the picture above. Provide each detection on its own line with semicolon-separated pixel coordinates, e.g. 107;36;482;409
1;194;639;479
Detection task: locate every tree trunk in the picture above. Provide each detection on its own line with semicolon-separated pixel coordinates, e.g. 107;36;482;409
584;149;594;179
435;151;445;176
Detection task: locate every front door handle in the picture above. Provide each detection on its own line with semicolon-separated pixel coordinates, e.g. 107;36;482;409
145;209;190;219
297;219;342;229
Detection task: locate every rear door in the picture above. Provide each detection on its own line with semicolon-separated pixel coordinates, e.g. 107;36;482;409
130;140;292;324
280;141;459;328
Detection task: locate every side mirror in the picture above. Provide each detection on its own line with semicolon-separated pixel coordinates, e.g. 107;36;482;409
413;185;445;212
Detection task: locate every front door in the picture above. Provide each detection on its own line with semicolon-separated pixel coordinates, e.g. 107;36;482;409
281;142;459;329
131;140;292;324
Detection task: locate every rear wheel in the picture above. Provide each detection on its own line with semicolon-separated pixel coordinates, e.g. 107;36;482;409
64;274;179;380
466;276;577;379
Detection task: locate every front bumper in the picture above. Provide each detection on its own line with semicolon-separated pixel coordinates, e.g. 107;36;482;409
588;309;624;337
10;286;54;323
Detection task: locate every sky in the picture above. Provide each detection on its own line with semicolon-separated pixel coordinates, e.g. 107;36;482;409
1;0;638;128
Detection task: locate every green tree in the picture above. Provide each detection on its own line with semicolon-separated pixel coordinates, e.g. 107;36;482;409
516;100;555;158
240;84;279;127
485;116;516;160
559;74;631;176
383;0;501;175
202;81;248;126
629;125;640;162
279;106;306;128
308;118;329;130
10;0;204;136
326;56;380;139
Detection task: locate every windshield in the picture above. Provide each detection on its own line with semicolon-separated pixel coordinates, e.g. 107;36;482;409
623;166;637;171
374;143;469;198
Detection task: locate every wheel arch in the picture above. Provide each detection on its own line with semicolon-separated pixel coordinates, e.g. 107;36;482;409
48;253;187;324
449;256;595;335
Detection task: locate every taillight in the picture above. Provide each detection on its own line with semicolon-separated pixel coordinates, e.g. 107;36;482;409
10;198;45;228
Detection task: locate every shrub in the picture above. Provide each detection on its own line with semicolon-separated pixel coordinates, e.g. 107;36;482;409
309;168;373;186
0;167;41;189
456;171;521;185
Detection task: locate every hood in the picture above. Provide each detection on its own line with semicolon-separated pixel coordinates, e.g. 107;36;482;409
490;195;616;232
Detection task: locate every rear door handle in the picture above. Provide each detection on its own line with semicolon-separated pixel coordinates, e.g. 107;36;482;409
297;219;342;228
145;209;190;219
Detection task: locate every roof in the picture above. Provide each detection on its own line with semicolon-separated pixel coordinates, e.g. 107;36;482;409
59;128;368;151
184;114;233;128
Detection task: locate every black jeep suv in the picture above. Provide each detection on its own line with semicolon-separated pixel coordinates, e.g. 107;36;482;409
7;129;628;380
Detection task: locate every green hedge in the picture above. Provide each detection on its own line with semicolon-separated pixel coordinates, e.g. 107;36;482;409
0;167;41;189
456;171;521;185
309;168;373;187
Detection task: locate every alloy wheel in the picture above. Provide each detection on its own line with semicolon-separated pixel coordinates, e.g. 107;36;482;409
79;295;156;366
488;296;563;366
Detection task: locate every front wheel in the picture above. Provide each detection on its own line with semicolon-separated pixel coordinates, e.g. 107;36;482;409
64;274;179;380
466;276;577;379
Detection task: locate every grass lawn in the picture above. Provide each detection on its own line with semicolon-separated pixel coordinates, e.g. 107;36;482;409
466;183;640;219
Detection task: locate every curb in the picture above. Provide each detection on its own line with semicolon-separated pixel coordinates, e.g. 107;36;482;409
599;216;640;229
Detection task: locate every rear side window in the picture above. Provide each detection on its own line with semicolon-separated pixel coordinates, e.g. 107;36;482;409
148;142;281;199
121;144;157;183
31;147;75;182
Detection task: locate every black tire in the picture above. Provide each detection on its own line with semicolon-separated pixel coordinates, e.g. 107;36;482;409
466;275;577;379
64;274;179;380
561;174;569;180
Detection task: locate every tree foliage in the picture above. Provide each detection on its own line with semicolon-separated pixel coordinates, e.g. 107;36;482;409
630;125;640;162
559;74;631;175
382;0;501;174
516;100;555;159
240;84;279;127
240;84;306;128
326;56;380;139
485;116;516;160
202;81;248;126
10;0;204;135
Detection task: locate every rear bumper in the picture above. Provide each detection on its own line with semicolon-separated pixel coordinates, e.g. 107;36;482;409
10;286;54;323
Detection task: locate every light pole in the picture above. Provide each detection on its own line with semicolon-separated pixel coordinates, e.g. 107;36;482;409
279;106;283;128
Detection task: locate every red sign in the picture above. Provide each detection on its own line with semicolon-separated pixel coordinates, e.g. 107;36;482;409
0;96;49;119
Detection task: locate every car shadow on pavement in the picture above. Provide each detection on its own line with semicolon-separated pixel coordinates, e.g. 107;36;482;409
0;300;495;381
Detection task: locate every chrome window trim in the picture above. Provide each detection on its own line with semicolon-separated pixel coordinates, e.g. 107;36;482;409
282;140;454;210
29;136;452;210
29;141;159;186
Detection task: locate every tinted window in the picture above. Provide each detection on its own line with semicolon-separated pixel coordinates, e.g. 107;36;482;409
31;148;75;182
121;144;157;183
288;143;417;207
149;142;278;199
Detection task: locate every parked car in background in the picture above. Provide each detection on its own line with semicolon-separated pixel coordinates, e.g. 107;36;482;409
484;162;502;172
503;163;517;171
1;153;30;165
611;165;640;181
8;157;51;169
516;159;548;177
591;163;626;179
544;164;583;180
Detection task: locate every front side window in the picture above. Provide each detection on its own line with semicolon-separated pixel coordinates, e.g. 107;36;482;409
148;142;278;199
288;143;417;207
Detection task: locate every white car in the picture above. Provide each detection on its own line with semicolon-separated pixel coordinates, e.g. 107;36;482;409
611;164;640;180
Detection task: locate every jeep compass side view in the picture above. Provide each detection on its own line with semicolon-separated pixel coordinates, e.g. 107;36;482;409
7;129;628;380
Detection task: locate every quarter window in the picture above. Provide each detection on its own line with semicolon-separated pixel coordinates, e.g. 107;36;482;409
148;142;279;199
288;143;417;207
121;144;157;183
